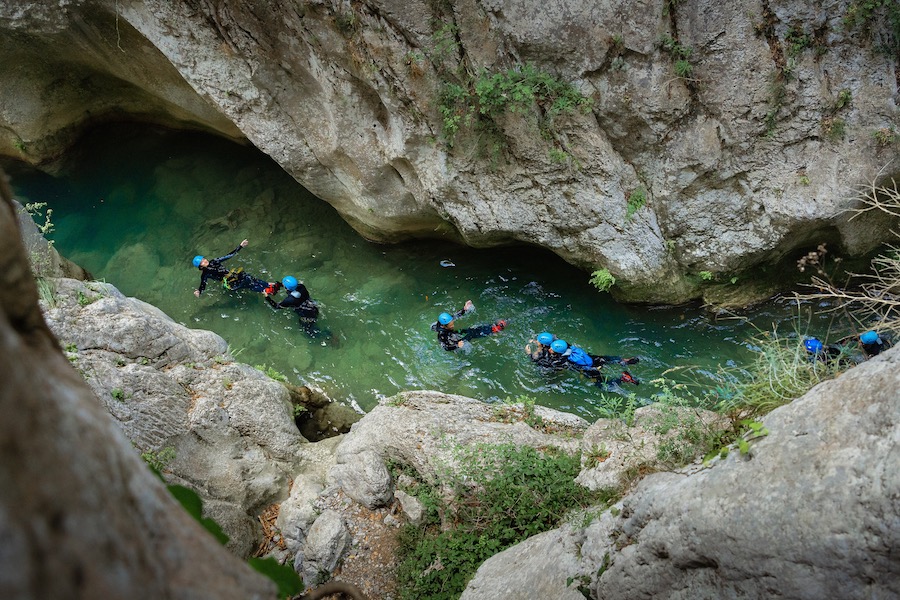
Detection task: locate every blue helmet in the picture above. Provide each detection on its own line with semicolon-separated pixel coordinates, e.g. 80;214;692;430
438;312;454;325
804;338;823;354
537;332;554;345
860;330;880;344
282;276;298;291
551;339;568;353
192;255;204;268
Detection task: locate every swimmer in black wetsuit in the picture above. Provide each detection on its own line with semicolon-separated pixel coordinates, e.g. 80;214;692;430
431;300;507;351
525;332;568;370
266;275;330;340
858;330;893;359
192;239;273;297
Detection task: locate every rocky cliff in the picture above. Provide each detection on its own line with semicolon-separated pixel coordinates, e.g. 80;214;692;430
1;0;897;303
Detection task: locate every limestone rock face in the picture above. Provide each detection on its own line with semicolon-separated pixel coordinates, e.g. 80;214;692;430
462;345;900;600
0;171;275;598
1;0;897;302
41;276;308;556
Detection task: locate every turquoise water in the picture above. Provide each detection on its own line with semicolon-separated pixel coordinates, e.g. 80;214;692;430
5;125;821;418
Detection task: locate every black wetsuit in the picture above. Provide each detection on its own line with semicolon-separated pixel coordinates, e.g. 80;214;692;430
432;307;499;351
531;347;569;370
266;284;324;338
197;244;268;295
861;336;892;358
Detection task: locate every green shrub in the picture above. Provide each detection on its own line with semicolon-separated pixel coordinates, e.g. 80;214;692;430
872;127;896;146
256;364;288;382
626;187;647;220
589;269;616;292
396;443;609;600
715;328;849;417
438;63;592;146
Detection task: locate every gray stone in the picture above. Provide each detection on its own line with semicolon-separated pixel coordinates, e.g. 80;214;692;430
460;346;900;600
2;1;896;303
394;490;424;526
329;449;393;509
297;510;350;586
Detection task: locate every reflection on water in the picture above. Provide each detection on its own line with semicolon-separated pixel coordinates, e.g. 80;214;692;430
4;125;827;418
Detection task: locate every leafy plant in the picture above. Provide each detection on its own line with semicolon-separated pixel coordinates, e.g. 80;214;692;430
673;59;693;78
589;269;616;293
626;187;647;220
396;443;610;600
832;88;852;112
822;116;846;141
111;388;126;402
247;557;305;599
256;364;288;382
438;63;592;146
872;127;896;147
141;446;176;474
785;24;811;57
584;443;611;468
698;270;714;281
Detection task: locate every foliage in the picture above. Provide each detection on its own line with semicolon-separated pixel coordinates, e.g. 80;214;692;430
438;63;592;146
111;388;126;402
167;484;230;545
643;378;734;468
800;178;900;337
593;390;640;424
256;364;288;382
714;327;849;418
822;116;846;141
843;0;900;56
247;557;305;599
494;395;544;428
584;443;611;468
832;88;853;112
141;446;176;475
698;270;714;281
589;268;616;293
396;443;609;600
872;127;896;147
785;24;811;57
660;35;693;66
673;59;693;78
626;187;647;220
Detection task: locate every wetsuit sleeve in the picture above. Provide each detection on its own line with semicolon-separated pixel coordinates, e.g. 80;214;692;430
197;269;211;294
215;244;244;263
265;295;283;310
453;306;470;320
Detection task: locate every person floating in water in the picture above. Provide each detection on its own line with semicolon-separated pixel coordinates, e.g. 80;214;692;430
192;239;273;297
265;275;330;340
266;275;333;342
525;332;568;370
554;339;640;387
803;337;846;364
432;300;507;351
857;330;892;359
565;342;640;381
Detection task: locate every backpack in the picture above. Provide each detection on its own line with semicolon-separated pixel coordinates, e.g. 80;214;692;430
567;346;593;368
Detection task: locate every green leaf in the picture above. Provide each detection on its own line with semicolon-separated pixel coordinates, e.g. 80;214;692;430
248;557;304;599
167;484;230;545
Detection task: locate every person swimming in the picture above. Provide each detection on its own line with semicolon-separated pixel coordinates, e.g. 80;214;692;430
192;239;273;297
432;300;507;351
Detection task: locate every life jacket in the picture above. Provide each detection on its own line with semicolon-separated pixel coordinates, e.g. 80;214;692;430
223;267;244;290
567;346;593;368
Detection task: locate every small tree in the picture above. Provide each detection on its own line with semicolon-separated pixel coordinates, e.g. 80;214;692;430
798;176;900;335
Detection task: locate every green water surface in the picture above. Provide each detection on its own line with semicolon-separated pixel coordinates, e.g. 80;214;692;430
5;125;821;418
